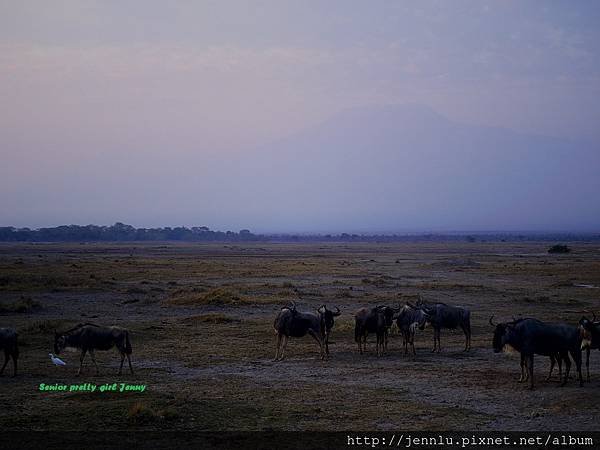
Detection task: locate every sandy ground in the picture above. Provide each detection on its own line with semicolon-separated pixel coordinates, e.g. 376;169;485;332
1;241;599;431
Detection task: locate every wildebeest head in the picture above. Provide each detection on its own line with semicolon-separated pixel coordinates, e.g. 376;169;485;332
579;316;597;349
54;332;66;354
490;315;515;353
405;302;429;330
415;309;429;330
376;306;396;328
317;305;341;333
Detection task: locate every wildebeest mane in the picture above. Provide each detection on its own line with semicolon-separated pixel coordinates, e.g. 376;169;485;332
59;322;101;335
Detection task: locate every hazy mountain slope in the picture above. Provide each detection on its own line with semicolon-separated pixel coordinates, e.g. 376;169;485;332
231;104;599;232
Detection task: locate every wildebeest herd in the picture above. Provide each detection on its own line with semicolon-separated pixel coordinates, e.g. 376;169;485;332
273;297;600;390
1;296;599;391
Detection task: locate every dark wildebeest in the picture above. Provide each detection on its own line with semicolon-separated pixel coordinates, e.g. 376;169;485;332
490;316;583;390
579;315;600;381
354;305;397;356
54;323;133;375
394;303;429;355
417;299;471;352
272;302;340;361
0;328;18;377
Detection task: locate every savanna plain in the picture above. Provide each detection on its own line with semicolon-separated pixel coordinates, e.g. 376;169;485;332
1;241;599;431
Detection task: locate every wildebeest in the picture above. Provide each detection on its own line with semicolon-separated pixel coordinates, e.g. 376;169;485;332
416;299;471;352
272;302;340;361
0;328;18;376
54;323;133;375
394;303;429;355
354;305;397;356
579;315;600;381
490;316;583;389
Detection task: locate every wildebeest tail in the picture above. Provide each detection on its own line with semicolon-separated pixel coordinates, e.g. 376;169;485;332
125;330;132;354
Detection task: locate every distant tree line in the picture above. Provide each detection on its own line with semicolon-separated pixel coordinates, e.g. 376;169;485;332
0;223;260;242
0;223;597;243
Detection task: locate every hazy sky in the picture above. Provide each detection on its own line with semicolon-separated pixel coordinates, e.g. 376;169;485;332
1;1;599;232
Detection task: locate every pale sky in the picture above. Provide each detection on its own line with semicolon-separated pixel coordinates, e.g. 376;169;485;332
1;1;599;232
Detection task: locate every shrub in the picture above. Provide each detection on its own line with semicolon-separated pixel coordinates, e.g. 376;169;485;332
548;244;571;254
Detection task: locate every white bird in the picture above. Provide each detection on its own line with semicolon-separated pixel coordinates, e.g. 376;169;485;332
49;353;66;366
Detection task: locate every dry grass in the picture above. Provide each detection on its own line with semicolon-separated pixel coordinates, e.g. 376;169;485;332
0;296;40;313
181;313;239;324
164;287;241;306
1;241;600;432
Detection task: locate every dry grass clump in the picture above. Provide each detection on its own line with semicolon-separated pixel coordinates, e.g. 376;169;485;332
165;287;241;306
181;313;239;324
127;402;180;424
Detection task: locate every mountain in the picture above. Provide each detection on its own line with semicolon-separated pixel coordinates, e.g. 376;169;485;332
229;104;600;232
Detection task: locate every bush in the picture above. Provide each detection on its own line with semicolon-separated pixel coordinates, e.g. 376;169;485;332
548;244;571;254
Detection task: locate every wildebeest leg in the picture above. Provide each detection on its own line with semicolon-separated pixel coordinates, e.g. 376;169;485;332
518;354;526;382
546;354;556;381
570;349;583;387
585;347;590;382
307;329;324;360
0;351;9;375
278;335;289;360
561;352;572;387
384;330;389;354
78;349;87;376
325;332;330;355
435;329;441;352
89;350;100;375
12;352;17;377
557;353;563;383
462;324;471;352
527;354;534;390
119;352;126;374
274;333;282;361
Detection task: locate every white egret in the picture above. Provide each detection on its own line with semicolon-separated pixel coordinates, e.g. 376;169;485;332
49;353;66;366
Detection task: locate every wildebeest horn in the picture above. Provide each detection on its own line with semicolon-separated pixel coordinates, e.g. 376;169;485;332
593;312;597;322
333;306;341;316
489;315;496;326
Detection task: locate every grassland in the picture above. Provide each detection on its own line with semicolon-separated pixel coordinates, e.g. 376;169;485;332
1;241;599;431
